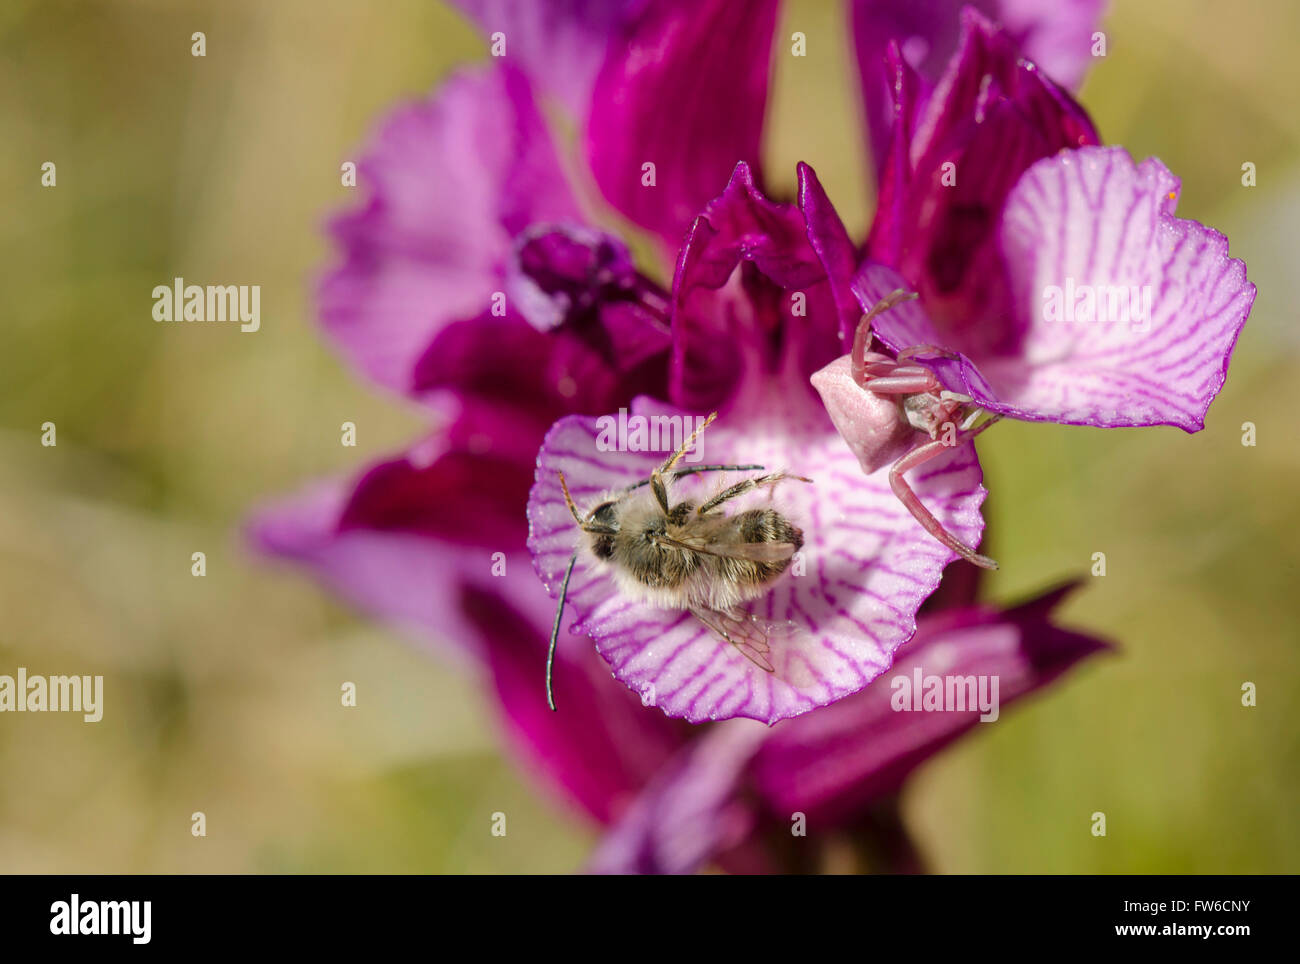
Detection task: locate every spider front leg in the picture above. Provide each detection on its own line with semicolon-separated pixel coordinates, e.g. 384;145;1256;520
897;344;963;363
851;288;919;384
888;415;1002;570
860;366;942;395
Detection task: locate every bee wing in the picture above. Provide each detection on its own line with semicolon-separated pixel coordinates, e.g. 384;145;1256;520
690;606;776;674
657;535;798;564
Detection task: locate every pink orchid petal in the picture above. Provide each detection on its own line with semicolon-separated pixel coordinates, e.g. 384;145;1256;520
320;65;582;395
526;395;987;725
586;721;766;874
753;584;1113;822
866;44;926;270
471;582;688;825
798;162;866;347
448;1;641;118
249;476;491;663
992;146;1255;429
866;148;1256;431
586;0;779;251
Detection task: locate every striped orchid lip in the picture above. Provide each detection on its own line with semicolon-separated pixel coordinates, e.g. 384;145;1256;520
526;388;987;725
855;146;1255;433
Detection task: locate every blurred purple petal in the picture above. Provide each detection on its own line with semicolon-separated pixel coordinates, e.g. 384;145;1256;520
320;65;582;395
468;582;688;824
587;0;779;250
752;583;1113;823
994;0;1109;90
250;475;495;661
587;721;767;873
338;443;534;548
526;395;987;724
448;0;644;117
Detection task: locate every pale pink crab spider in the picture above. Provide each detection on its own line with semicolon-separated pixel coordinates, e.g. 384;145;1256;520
851;288;1002;570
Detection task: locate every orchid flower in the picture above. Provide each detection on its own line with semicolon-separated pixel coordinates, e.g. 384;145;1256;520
250;0;1152;873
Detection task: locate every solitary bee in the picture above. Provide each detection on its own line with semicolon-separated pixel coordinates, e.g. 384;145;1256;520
546;412;810;710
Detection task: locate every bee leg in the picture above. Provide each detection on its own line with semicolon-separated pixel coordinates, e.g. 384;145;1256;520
618;464;765;496
649;411;719;512
889;415;1002;571
695;472;813;515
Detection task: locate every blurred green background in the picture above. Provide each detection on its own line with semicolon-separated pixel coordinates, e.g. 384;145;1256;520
0;0;1295;873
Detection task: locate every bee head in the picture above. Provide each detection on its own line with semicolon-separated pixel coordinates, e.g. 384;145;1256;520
588;500;620;530
585;500;621;560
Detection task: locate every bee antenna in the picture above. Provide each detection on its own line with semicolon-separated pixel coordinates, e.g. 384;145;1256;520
558;471;584;526
546;552;579;712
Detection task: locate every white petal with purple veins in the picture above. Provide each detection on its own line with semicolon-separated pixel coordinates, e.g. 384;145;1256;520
527;391;987;724
991;146;1254;430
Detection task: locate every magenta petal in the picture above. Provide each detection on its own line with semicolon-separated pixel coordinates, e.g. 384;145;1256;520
853;261;951;356
470;582;687;825
669;162;844;411
250;477;492;661
993;0;1110;91
798;162;867;348
339;444;534;549
526;396;987;724
752;584;1113;823
320;65;582;395
586;0;779;250
865;10;1100;341
908;8;1099;168
448;1;641;118
866;43;926;271
586;722;766;874
851;0;1106;173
